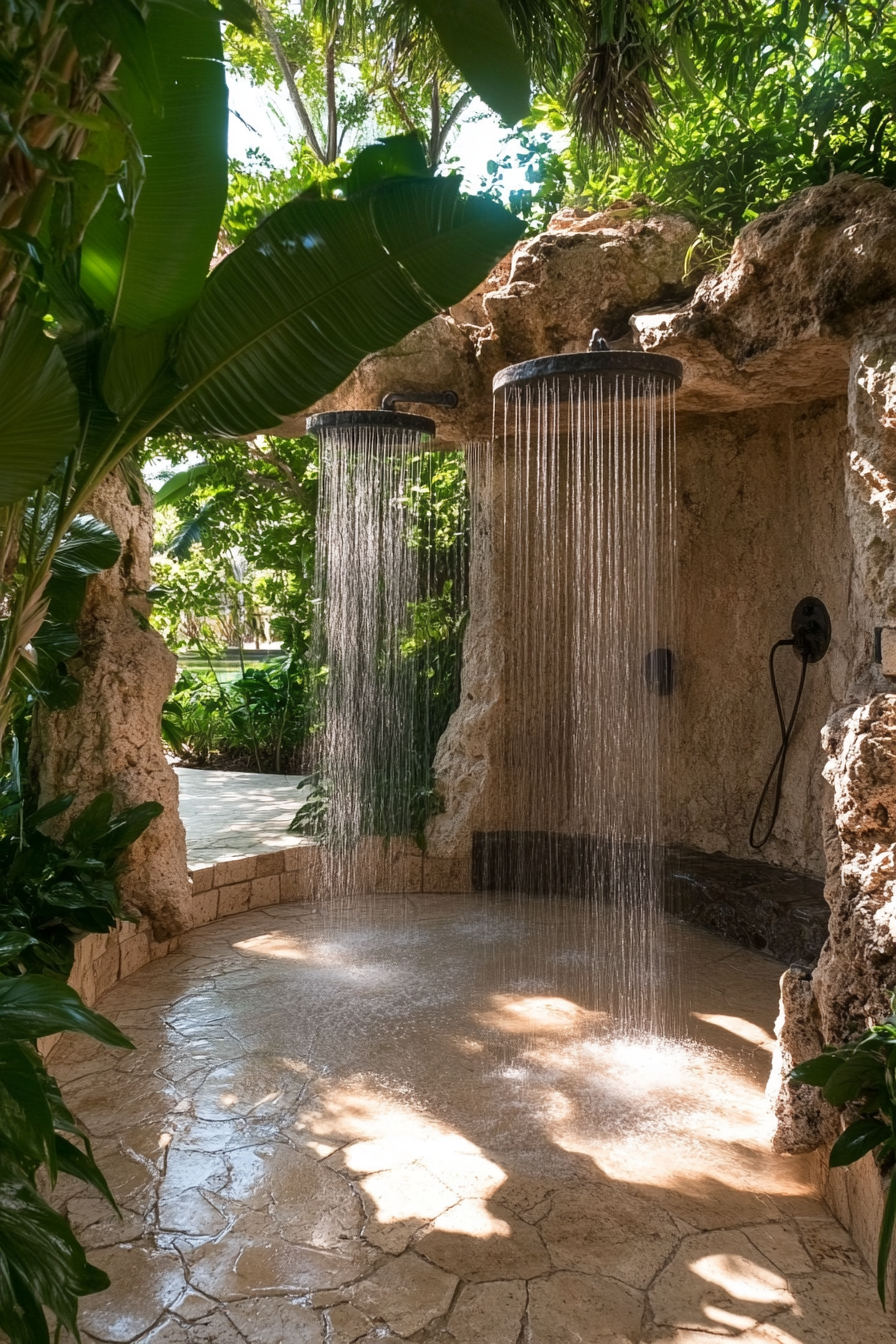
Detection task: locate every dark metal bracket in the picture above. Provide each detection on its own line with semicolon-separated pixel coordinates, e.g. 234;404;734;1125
381;390;459;412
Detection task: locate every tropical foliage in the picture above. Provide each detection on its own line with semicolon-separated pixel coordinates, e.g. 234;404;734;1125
0;768;159;1343
481;2;896;239
0;784;161;979
162;657;316;772
790;994;896;1307
0;971;133;1344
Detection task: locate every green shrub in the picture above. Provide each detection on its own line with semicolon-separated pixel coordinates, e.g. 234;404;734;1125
0;787;159;1342
0;787;162;981
0;972;134;1344
790;994;896;1307
163;653;315;774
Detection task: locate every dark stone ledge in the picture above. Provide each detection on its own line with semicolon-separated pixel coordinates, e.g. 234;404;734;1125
471;831;828;968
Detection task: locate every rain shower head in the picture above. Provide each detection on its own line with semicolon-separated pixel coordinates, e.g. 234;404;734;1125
308;390;460;441
307;409;436;436
493;328;683;398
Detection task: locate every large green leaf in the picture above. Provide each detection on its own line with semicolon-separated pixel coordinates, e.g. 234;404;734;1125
824;1052;885;1107
0;1044;57;1179
829;1116;892;1168
0;934;38;971
71;0;162;108
0;308;80;508
80;0;228;330
0;976;133;1050
411;0;530;124
153;460;215;506
44;514;121;624
0;1153;108;1341
169;176;524;436
50;516;121;581
346;134;431;194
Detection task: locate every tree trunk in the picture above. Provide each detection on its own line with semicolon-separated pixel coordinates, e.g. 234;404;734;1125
31;470;192;939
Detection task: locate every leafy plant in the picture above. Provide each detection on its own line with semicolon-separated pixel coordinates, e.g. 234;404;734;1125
0;787;162;980
484;0;896;244
163;656;315;773
0;968;133;1344
288;770;330;837
789;993;896;1307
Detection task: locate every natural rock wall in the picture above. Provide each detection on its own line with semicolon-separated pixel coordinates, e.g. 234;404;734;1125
769;332;896;1165
32;471;191;938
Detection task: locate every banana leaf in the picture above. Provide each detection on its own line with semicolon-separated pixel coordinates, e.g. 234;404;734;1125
0;309;80;508
170;175;524;436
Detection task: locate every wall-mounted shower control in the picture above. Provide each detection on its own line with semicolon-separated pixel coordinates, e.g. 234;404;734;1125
791;596;831;664
873;627;896;676
749;596;832;851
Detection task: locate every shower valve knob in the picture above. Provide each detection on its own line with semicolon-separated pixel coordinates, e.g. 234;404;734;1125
791;597;831;664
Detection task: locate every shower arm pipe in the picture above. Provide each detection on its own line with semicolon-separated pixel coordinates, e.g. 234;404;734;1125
381;390;459;412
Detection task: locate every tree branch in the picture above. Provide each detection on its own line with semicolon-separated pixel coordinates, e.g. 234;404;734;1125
256;0;325;163
429;74;440;167
386;81;419;138
435;88;473;163
325;37;338;164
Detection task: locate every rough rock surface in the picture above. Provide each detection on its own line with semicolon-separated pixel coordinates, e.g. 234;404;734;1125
766;968;837;1154
635;174;896;413
814;697;896;1038
770;330;896;1159
480;204;696;360
281;205;698;443
32;471;191;937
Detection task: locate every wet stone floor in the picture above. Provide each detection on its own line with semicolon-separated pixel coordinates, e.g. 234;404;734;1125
51;894;891;1344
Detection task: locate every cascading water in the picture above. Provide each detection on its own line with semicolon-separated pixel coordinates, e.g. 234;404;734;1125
488;344;681;1036
307;409;469;897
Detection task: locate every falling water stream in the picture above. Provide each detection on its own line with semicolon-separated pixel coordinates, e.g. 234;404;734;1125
311;368;678;1037
489;372;679;1036
311;418;468;897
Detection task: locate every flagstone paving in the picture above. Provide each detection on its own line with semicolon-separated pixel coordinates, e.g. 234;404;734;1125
175;767;310;865
52;894;892;1344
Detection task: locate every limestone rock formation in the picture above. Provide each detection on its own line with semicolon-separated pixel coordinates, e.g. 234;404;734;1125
32;471;191;938
282;204;699;443
635;174;896;414
766;967;837;1154
814;697;896;1039
480;204;697;361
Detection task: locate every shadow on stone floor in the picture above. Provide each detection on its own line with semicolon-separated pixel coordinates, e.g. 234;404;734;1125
52;895;892;1344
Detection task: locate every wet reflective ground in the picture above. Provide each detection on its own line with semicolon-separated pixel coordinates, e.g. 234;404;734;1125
52;894;891;1343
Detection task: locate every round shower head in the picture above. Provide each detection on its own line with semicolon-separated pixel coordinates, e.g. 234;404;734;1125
493;350;683;397
307;409;436;436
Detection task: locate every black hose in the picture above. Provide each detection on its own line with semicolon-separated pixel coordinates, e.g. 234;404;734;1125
748;638;810;850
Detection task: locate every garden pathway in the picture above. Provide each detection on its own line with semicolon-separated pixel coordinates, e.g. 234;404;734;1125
176;768;310;865
53;894;890;1344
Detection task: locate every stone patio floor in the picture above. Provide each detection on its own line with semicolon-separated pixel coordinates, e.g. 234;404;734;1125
52;893;891;1344
175;768;309;865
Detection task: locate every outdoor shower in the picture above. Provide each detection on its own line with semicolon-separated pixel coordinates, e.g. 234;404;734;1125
488;328;683;1033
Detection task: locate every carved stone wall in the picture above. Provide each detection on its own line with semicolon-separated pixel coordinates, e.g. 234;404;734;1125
32;471;192;938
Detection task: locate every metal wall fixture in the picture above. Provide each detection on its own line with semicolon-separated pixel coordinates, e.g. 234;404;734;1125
307;390;458;441
749;596;832;850
644;647;675;696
